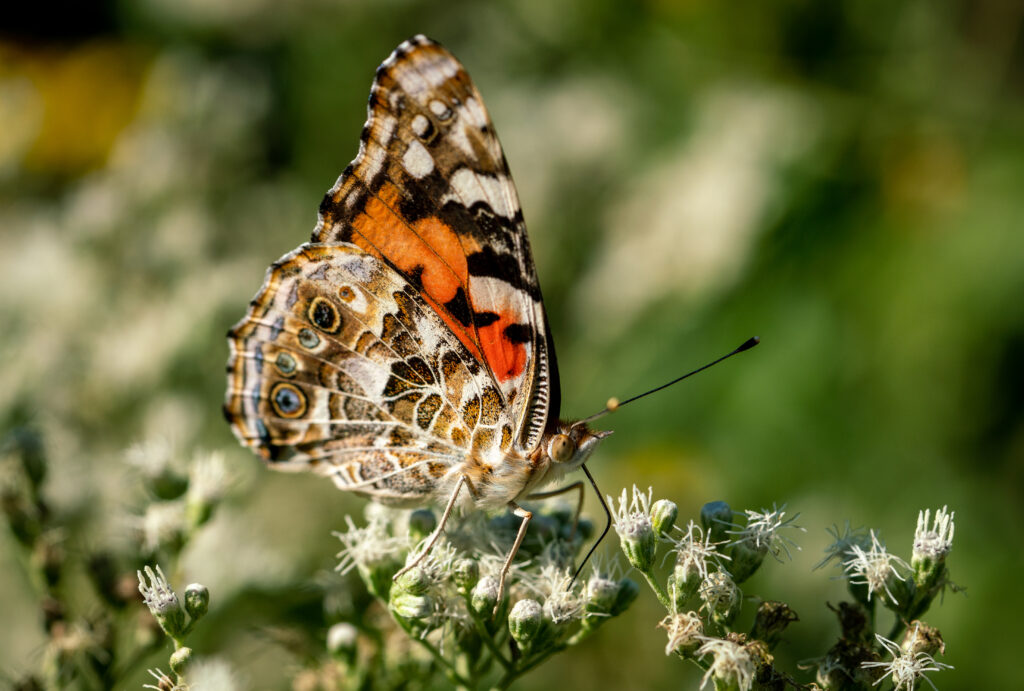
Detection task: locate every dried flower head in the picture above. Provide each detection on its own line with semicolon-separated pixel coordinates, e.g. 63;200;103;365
697;637;754;691
658;611;703;656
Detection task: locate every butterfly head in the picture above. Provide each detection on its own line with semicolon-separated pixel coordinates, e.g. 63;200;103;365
544;422;612;472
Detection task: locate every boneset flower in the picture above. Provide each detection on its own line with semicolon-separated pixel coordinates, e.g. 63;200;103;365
861;628;952;690
668;520;729;607
137;565;184;637
607;486;658;572
728;504;804;582
843;530;912;607
699;570;741;626
334;515;408;599
912;506;954;591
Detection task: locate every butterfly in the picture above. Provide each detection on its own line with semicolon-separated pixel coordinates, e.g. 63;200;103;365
224;35;611;598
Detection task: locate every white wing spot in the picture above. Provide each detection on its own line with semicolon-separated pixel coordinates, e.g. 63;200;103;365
463;97;487;127
411;114;430;137
402;140;435;179
430;99;453;119
361;114;397;181
442;168;517;218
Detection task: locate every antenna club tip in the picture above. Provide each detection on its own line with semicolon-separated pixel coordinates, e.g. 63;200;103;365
738;336;760;352
605;397;620;412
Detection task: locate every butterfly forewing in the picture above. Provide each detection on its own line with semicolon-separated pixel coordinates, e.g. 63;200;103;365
313;36;557;454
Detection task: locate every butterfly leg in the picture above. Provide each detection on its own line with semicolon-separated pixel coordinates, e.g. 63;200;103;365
496;501;533;608
393;474;467;582
526;481;585;538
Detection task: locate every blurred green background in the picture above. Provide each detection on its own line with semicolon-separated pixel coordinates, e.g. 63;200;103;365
2;0;1022;688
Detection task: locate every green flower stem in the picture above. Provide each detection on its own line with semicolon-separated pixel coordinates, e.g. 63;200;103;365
886;618;907;645
467;601;513;673
392;613;473;688
641;570;673;611
492;644;569;690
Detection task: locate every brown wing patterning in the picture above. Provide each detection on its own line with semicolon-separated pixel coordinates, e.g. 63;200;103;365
314;36;556;453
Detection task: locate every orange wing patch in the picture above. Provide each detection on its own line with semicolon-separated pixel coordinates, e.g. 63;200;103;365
478;308;527;383
349;181;485;361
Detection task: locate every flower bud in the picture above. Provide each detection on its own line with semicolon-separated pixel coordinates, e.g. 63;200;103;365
610;577;639;616
650;499;678;538
883;566;917;616
750;600;798;649
183;583;209;622
699;570;741;627
387;593;428;618
667;562;700;612
508;598;544;649
728;539;767;584
327;622;359;662
470;575;501;618
453;558;479;595
390;568;433;621
584;573;620;616
407;509;436;544
169;647;192;675
700;501;733;543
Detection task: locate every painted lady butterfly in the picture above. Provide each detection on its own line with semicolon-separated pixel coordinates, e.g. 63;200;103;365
225;36;610;594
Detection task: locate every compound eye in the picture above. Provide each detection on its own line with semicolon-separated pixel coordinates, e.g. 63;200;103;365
548;434;574;463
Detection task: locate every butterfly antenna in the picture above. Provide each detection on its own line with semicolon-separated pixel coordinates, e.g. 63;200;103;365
574;336;760;428
570;463;612;587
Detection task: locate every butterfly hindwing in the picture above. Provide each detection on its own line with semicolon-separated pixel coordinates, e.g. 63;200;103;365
314;36;557;455
226;243;528;504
